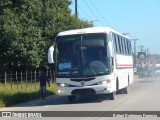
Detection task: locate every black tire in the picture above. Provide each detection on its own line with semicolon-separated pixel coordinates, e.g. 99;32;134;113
68;95;76;102
108;92;115;100
116;79;119;91
128;76;130;86
120;87;128;94
116;79;119;95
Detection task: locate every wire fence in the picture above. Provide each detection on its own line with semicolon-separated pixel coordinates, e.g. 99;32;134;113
0;69;55;95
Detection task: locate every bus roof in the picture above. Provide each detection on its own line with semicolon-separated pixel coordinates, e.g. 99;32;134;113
57;27;129;39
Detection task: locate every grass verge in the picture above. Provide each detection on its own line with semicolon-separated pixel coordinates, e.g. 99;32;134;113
0;82;57;108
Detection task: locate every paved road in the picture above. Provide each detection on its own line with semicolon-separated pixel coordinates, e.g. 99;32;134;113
1;77;160;120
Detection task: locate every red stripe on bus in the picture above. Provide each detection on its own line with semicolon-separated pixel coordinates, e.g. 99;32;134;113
116;64;133;67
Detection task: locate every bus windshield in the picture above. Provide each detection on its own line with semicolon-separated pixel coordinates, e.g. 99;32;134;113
56;33;110;77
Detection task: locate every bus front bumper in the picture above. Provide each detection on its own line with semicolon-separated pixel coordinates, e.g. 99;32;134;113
57;85;113;96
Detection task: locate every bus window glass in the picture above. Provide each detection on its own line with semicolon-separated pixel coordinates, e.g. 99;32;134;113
57;35;81;73
122;38;126;54
124;38;127;54
118;36;122;53
113;33;119;53
127;41;132;55
120;37;124;54
124;39;129;54
112;34;116;53
82;34;110;76
129;41;132;55
56;33;111;77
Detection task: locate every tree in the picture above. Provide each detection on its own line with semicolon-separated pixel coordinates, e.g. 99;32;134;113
0;0;93;71
0;0;45;71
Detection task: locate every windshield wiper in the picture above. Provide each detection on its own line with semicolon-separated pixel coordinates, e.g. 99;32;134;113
88;64;96;76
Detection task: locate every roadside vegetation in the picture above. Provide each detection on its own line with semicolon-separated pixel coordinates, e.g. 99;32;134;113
0;82;57;108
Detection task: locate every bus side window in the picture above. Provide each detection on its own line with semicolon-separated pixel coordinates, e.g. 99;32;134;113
127;40;132;55
114;34;120;54
129;41;132;55
118;36;122;53
122;37;126;54
113;33;118;53
124;39;128;55
120;37;124;54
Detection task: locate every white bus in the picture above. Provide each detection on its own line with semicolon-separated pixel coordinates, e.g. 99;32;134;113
48;27;133;102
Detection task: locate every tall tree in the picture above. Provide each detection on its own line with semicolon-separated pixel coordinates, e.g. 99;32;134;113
0;0;92;71
0;0;45;70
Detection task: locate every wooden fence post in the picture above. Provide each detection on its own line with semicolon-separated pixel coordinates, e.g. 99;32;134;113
31;70;32;91
35;70;36;89
21;71;23;89
26;70;27;93
11;71;13;95
4;72;7;95
16;71;18;93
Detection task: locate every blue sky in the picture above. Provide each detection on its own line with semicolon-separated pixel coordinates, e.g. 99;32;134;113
69;0;160;54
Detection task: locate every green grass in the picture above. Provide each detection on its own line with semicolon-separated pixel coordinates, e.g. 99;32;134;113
0;81;57;108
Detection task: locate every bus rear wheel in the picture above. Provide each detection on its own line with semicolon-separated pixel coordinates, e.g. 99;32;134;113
121;87;128;94
68;95;76;102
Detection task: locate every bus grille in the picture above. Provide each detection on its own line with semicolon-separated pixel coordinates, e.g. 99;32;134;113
71;88;96;96
70;78;95;82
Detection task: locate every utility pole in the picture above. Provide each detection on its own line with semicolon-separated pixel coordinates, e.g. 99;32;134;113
130;39;139;67
145;48;149;70
75;0;78;18
130;39;139;56
138;45;144;52
146;48;149;55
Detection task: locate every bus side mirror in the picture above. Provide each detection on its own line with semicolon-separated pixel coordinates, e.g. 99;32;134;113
48;46;54;63
107;41;113;57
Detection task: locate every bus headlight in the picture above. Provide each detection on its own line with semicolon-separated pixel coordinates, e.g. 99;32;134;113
97;79;111;85
57;83;69;87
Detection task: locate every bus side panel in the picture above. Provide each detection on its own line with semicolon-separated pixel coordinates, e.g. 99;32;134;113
115;54;133;90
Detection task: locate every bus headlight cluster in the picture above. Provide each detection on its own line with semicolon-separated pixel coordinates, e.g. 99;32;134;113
57;83;69;87
97;79;111;85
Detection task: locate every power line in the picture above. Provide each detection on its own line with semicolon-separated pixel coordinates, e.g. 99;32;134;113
72;1;92;21
78;4;93;20
88;0;112;27
83;0;105;26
